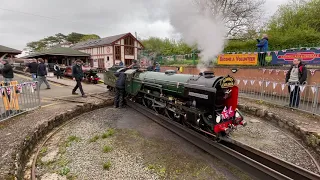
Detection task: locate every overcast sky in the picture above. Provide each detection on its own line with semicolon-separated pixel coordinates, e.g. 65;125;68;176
0;0;288;51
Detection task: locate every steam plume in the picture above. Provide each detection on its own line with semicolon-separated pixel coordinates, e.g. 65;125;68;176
168;0;227;71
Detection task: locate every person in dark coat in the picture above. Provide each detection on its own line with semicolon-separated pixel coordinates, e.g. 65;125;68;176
54;61;62;79
114;70;126;108
72;60;87;98
24;59;39;81
37;58;51;90
256;34;269;66
1;59;14;84
285;58;307;108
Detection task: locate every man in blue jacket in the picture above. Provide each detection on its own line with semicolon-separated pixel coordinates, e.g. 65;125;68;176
256;34;269;66
113;70;126;108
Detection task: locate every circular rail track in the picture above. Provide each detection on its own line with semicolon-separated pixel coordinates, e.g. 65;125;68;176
127;100;320;180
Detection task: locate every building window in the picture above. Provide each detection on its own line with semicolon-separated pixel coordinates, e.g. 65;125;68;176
124;36;134;55
115;46;121;60
107;56;109;61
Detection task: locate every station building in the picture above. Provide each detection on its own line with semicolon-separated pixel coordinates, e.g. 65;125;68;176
0;45;22;59
71;32;144;70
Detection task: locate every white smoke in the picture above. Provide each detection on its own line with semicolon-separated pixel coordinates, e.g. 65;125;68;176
168;0;227;71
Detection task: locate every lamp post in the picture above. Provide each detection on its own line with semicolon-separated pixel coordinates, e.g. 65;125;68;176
192;50;196;66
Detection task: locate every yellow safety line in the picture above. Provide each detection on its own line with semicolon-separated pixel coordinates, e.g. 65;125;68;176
41;102;61;108
14;74;63;87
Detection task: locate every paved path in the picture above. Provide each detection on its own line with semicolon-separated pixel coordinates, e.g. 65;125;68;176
0;73;107;107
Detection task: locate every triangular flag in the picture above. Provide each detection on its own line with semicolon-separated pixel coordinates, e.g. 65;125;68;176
250;80;255;85
274;51;278;56
259;81;262;86
243;80;248;85
311;86;317;94
262;69;266;73
283;70;288;76
299;85;306;92
281;84;286;91
310;69;317;76
290;85;295;92
266;81;270;87
273;82;278;89
237;79;240;85
267;51;271;56
268;69;273;74
276;70;280;75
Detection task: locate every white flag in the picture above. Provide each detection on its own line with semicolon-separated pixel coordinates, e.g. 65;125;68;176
266;81;270;87
250;80;255;85
237;79;240;85
290;85;295;92
299;85;306;92
281;84;286;91
243;80;248;85
311;86;317;94
273;82;278;89
259;81;262;86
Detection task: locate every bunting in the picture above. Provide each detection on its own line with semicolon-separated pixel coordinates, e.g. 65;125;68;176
266;81;270;87
262;69;266;74
268;69;273;74
290;85;296;92
250;80;255;85
276;70;280;75
311;86;317;94
299;85;306;92
309;69;317;76
283;70;288;76
243;80;248;85
281;83;286;91
273;82;278;89
237;79;240;85
259;81;263;86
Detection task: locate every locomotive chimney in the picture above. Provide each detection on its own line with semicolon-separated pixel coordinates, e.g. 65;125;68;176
199;71;214;78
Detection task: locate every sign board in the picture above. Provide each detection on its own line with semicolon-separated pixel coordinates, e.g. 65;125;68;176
271;50;320;64
220;75;235;88
217;54;258;65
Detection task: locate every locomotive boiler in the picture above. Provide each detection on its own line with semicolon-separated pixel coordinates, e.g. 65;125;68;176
104;66;247;139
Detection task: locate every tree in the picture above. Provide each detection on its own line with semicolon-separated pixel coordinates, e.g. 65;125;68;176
26;32;100;52
79;34;101;42
193;0;266;37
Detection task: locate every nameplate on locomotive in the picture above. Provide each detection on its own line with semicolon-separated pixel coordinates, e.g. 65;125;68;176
188;92;208;99
220;75;235;88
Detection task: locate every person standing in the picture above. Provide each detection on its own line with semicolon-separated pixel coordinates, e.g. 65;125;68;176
72;60;87;98
37;58;51;90
24;59;39;81
1;59;14;85
53;61;62;79
256;34;269;66
113;70;126;108
285;58;307;108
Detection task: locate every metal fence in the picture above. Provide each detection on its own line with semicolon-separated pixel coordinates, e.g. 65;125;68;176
0;80;40;122
236;78;320;115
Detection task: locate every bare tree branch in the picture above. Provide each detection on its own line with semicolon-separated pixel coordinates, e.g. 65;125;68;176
193;0;266;37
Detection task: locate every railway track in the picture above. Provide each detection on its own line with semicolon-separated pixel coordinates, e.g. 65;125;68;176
127;100;320;180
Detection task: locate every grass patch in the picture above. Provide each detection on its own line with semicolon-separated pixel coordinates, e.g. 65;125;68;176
40;147;48;154
101;128;116;139
58;166;70;176
89;135;100;142
103;161;112;170
0;125;4;129
67;135;80;142
103;145;113;153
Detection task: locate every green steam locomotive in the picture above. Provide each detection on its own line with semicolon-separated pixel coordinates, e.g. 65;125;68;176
104;66;246;138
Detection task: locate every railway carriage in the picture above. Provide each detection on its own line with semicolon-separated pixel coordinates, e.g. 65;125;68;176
104;66;247;139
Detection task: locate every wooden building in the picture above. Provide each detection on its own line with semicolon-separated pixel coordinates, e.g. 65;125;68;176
0;45;22;59
71;32;144;69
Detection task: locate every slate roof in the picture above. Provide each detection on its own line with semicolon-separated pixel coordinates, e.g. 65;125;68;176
71;32;144;50
0;45;22;54
22;46;90;58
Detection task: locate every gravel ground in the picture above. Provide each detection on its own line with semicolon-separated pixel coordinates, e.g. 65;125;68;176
33;107;253;180
231;112;320;174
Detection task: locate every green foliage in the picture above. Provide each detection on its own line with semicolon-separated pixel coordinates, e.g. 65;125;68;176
103;161;112;170
101;128;116;139
26;32;100;52
103;145;113;153
59;166;70;176
89;135;100;143
141;37;195;56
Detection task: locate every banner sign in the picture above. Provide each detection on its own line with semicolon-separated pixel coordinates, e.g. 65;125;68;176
217;54;258;65
271;50;320;64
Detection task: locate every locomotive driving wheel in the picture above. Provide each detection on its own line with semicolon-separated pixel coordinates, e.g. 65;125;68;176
152;98;166;115
142;97;153;109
